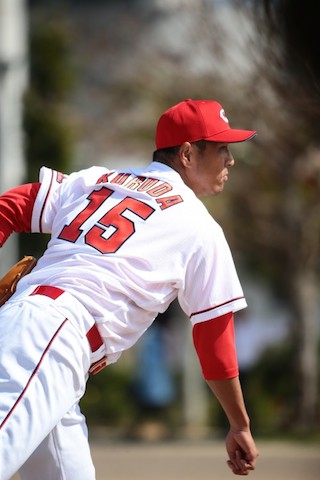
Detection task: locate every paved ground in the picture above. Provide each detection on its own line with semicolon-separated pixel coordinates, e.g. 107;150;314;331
11;437;320;480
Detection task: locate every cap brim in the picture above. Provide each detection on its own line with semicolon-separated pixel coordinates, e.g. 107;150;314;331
205;129;257;143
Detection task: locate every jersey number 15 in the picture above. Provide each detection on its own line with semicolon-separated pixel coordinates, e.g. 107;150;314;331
58;187;155;253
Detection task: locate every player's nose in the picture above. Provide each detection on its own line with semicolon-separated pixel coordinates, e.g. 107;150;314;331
226;152;235;167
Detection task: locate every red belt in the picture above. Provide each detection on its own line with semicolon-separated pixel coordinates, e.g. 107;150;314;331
30;285;104;354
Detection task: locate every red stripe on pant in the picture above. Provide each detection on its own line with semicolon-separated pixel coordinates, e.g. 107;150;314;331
30;285;106;374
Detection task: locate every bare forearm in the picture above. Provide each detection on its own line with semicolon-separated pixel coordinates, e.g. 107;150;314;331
206;376;250;431
207;376;259;475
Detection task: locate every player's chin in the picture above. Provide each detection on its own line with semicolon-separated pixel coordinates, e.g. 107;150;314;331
213;184;225;195
198;183;224;197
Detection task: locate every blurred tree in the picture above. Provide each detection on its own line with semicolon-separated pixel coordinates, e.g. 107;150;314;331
230;0;320;430
21;21;74;257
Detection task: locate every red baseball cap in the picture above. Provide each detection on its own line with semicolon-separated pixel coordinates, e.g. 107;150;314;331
155;98;256;149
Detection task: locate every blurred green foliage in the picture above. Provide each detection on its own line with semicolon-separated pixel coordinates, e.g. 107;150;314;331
23;91;72;181
81;363;184;436
82;338;320;439
243;342;298;435
20;21;74;258
28;24;74;101
208;338;320;438
81;366;136;427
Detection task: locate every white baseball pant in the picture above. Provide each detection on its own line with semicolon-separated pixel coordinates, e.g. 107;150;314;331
0;285;106;480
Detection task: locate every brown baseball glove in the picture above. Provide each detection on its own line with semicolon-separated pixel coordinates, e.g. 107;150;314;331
0;255;37;307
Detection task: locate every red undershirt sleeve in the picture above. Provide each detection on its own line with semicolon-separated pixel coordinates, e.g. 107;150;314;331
192;312;239;381
0;183;40;247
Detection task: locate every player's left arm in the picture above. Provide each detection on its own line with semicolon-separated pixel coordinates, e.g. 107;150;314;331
0;183;40;247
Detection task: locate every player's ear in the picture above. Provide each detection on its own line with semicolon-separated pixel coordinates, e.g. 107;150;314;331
179;142;192;168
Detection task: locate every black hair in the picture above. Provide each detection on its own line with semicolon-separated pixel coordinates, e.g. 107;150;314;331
153;140;207;165
152;145;180;163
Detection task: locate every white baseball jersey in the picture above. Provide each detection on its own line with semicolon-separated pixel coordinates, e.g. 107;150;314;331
17;161;247;364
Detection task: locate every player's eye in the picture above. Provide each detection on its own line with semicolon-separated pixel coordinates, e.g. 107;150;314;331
219;145;229;154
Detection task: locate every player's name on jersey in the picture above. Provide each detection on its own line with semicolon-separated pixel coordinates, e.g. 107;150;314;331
96;172;183;210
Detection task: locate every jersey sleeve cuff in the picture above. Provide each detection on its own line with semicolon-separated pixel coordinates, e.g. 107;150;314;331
190;297;247;326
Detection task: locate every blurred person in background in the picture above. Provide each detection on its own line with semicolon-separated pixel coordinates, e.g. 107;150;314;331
129;304;178;440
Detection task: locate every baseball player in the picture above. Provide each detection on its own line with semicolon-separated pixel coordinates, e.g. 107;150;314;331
0;98;259;479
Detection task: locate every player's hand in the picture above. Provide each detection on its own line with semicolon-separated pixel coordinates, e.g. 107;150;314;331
225;427;259;475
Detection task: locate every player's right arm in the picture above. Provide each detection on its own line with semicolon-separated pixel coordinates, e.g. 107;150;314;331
192;315;258;475
0;183;40;246
207;377;258;476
